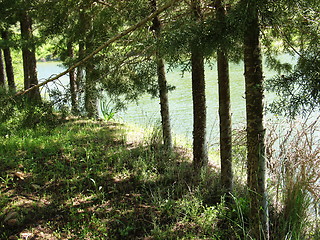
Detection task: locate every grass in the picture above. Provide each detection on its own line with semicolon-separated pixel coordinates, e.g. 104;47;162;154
266;118;320;240
1;113;319;239
0;118;240;240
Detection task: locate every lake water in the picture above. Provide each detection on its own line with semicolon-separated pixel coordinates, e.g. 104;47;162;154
36;58;290;146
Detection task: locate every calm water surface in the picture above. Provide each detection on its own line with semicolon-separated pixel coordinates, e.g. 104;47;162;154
36;58;289;145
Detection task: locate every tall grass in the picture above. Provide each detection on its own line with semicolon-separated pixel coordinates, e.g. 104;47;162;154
266;118;320;239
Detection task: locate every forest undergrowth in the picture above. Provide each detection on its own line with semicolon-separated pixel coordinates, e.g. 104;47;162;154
0;105;319;239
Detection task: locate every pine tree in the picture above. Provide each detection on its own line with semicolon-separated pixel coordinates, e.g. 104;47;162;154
1;30;15;92
215;0;233;200
243;0;269;238
150;0;173;150
191;0;208;170
20;9;41;102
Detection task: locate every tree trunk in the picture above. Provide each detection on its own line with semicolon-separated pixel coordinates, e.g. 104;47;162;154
150;0;173;150
83;9;98;119
1;30;16;92
215;0;233;200
76;8;86;105
0;50;5;88
77;41;85;96
157;58;173;150
20;11;41;102
191;0;208;170
84;60;98;119
243;2;269;239
67;42;79;114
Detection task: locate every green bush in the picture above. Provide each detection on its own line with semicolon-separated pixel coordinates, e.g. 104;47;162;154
0;90;60;136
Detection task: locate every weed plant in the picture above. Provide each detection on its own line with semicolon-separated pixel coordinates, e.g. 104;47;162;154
266;118;320;239
231;119;320;239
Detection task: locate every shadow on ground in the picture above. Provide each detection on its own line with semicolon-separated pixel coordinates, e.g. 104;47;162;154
0;120;223;240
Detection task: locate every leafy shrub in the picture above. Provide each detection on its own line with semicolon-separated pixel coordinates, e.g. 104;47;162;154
0;90;61;136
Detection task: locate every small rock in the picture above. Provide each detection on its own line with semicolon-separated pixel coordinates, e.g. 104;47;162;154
8;236;18;240
21;232;33;239
6;218;19;226
4;211;19;222
4;211;21;226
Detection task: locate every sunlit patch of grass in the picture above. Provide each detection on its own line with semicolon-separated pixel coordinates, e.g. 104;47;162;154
0;118;270;239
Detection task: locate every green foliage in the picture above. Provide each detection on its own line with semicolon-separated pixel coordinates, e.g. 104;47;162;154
266;50;320;117
0;90;60;136
160;1;244;65
267;51;320;118
262;0;320;117
99;99;117;121
97;53;159;106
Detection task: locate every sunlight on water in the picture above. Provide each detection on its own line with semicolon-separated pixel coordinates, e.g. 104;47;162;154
36;55;294;145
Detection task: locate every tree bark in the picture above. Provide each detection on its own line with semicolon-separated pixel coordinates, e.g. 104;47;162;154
191;0;208;170
67;42;79;114
243;2;269;239
215;0;233;200
83;9;98;119
150;0;173;150
20;11;41;102
76;8;86;109
1;30;16;92
84;59;98;118
76;41;85;96
0;50;5;88
157;58;173;150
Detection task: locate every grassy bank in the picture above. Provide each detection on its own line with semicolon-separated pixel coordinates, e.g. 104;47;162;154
0;115;319;239
0;118;233;239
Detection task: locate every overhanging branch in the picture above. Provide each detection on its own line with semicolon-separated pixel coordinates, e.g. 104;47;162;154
16;0;181;97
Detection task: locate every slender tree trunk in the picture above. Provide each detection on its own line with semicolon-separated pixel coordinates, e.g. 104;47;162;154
0;50;5;88
77;41;85;95
84;32;98;118
76;8;86;103
1;30;16;92
243;2;269;239
215;0;233;200
150;0;173;150
84;59;98;118
67;42;79;114
20;11;41;102
191;0;208;170
157;58;173;150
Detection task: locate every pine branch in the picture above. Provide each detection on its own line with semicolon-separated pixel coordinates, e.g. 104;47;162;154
16;0;181;97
